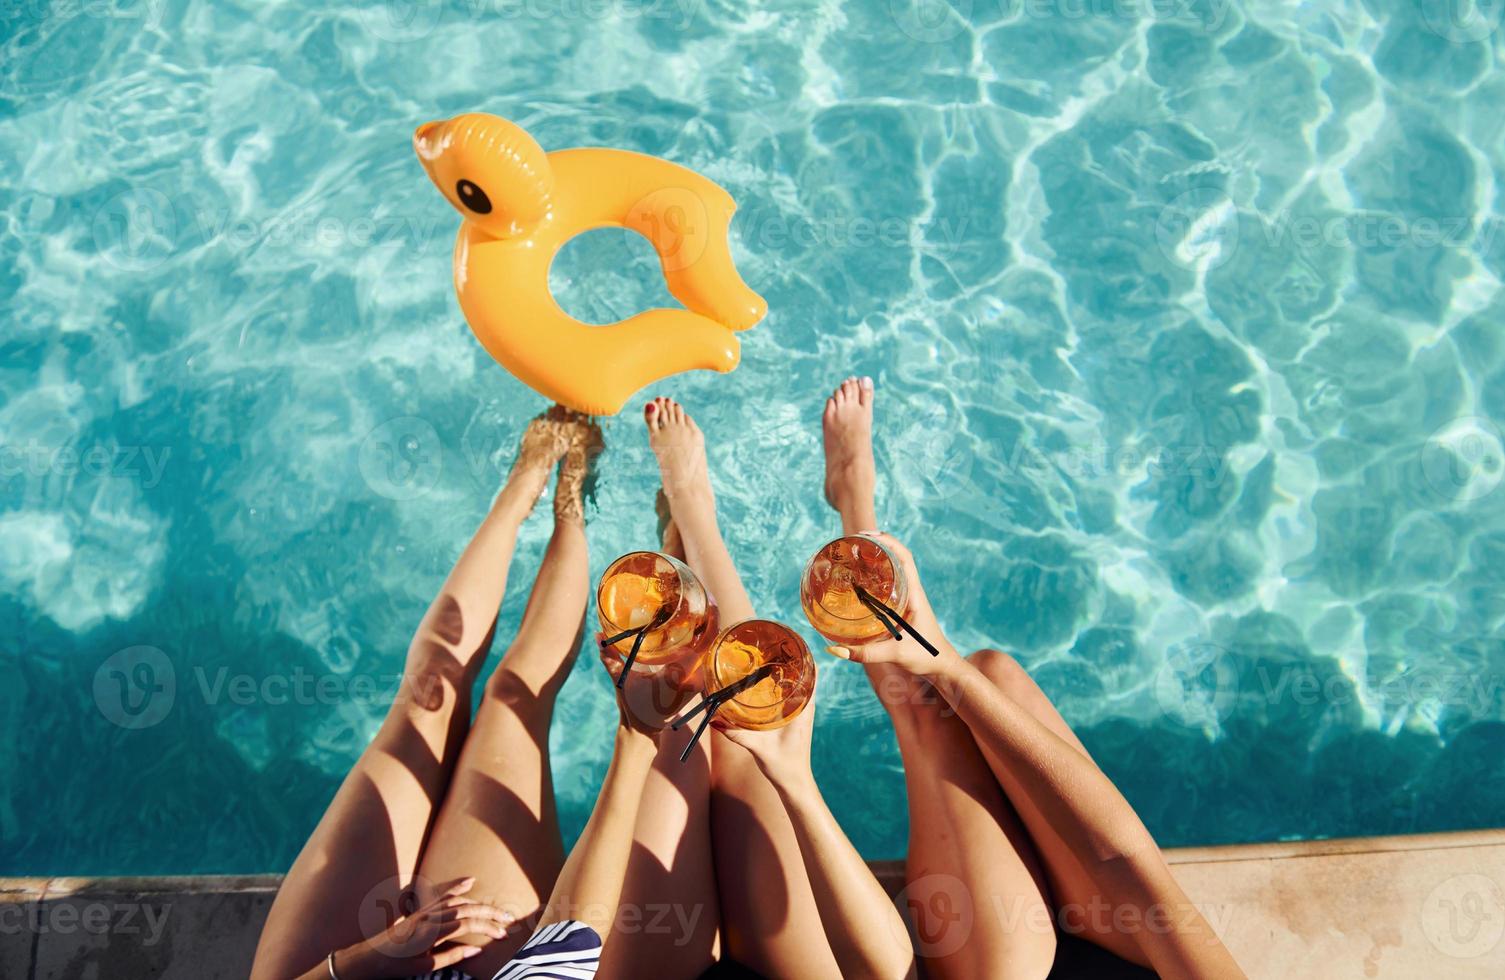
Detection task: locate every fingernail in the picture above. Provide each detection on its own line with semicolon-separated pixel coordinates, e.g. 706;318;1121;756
463;946;482;957
826;645;851;661
861;376;873;388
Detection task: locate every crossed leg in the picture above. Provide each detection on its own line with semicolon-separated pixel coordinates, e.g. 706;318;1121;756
251;412;579;980
825;376;1153;968
414;426;600;980
824;377;1058;979
645;395;845;979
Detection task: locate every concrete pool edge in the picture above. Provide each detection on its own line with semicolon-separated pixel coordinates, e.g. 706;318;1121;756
3;829;1503;978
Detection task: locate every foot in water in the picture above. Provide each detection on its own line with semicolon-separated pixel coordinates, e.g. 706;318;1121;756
823;376;878;534
645;396;717;534
644;395;755;622
497;406;578;518
555;412;603;523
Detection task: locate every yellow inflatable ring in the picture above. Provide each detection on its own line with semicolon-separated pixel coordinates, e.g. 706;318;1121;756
415;113;767;416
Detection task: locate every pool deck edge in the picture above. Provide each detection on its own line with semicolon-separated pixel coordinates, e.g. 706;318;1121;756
4;829;1504;979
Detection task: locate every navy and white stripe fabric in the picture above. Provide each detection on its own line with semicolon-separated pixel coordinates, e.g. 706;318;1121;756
412;919;602;980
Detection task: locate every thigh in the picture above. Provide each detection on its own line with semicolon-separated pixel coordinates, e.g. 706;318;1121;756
893;680;1057;980
598;726;720;980
250;662;470;980
708;731;843;980
965;649;1149;967
413;662;567;976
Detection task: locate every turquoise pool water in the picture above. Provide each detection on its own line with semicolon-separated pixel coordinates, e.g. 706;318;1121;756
3;0;1504;875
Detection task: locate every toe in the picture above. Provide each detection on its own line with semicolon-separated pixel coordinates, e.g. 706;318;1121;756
858;375;874;406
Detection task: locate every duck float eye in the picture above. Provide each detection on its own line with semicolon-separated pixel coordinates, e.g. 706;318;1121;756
455;179;492;214
415;112;768;417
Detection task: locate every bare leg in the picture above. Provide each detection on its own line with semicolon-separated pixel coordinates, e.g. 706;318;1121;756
888;672;1058;979
645;396;843;979
413;420;601;979
823;378;1057;978
251;412;574;980
827;378;1152;965
599;503;720;980
964;648;1150;966
824;375;878;535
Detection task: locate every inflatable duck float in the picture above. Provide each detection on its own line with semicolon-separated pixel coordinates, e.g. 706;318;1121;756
415;113;766;416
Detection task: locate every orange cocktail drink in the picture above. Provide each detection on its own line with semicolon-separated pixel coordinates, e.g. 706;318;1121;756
800;534;909;647
597;551;718;685
705;620;816;731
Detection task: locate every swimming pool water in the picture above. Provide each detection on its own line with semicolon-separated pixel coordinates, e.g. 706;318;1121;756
2;0;1504;874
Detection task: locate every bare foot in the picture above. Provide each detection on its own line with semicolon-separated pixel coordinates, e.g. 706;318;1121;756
496;407;576;517
644;396;755;622
645;397;716;529
555;414;603;523
823;376;878;533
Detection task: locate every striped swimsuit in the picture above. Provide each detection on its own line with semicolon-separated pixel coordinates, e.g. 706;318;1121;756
415;920;602;980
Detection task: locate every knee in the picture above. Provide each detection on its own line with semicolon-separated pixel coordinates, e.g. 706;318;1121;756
967;648;1036;703
397;640;472;716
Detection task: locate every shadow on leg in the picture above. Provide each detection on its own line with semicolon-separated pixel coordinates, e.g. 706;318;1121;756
414;517;588;978
600;520;720;980
877;663;1057;979
250;606;483;980
965;649;1151;967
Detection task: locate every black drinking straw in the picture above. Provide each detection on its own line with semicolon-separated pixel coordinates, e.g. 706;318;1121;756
854;584;941;657
672;663;777;762
601;607;674;688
